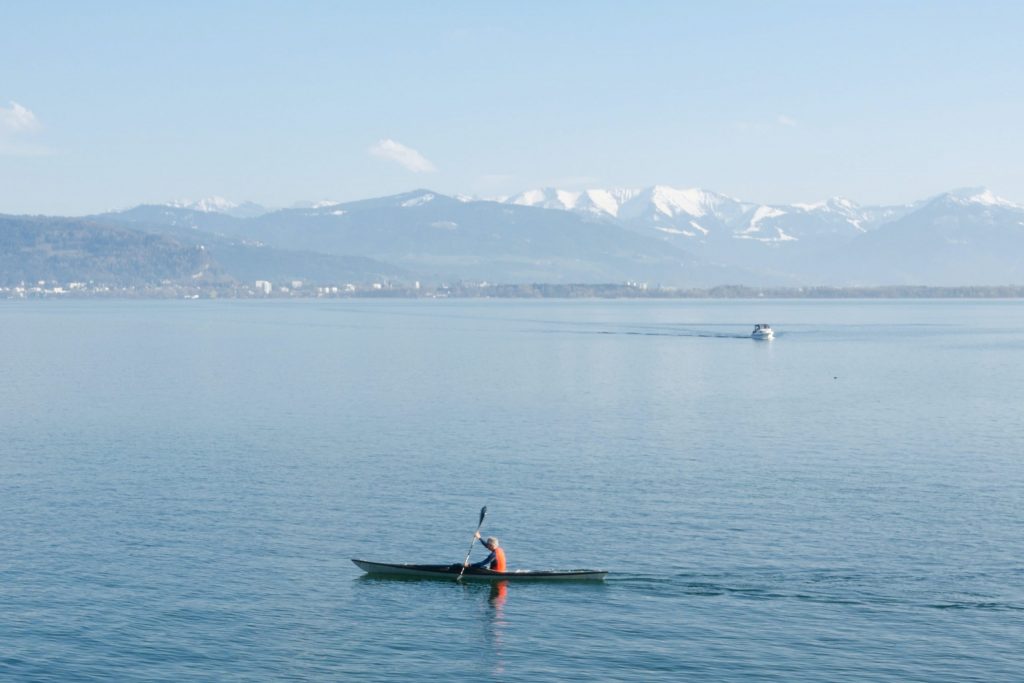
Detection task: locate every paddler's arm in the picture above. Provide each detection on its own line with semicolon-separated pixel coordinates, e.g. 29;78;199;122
470;551;496;568
465;531;493;568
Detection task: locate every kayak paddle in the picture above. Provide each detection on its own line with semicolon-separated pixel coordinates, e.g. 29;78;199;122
457;505;487;580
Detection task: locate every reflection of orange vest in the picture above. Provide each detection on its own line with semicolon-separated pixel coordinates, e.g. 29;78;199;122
491;547;507;572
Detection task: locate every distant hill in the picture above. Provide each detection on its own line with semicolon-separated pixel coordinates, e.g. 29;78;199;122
0;214;406;287
104;204;249;236
103;205;408;283
0;215;218;285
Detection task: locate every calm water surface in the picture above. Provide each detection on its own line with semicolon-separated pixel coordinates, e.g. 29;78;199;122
1;299;1022;681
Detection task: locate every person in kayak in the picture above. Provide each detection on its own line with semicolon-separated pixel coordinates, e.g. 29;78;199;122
466;531;506;571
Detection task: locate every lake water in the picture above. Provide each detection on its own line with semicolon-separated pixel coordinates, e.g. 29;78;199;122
1;299;1022;681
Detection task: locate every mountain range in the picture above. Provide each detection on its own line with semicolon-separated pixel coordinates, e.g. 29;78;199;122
2;186;1023;288
498;186;1023;284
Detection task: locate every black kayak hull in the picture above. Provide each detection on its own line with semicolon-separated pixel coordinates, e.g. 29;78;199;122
352;559;607;581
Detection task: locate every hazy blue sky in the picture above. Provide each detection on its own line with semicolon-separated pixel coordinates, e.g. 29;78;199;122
2;1;1022;214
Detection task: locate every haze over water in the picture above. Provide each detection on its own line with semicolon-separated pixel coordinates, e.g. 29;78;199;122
1;299;1022;681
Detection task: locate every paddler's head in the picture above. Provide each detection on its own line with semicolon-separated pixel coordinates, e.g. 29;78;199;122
485;536;500;550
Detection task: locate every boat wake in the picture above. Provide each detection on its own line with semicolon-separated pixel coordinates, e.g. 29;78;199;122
541;326;770;340
608;571;1023;612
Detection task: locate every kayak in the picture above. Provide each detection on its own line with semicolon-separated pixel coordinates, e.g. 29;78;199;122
352;559;608;581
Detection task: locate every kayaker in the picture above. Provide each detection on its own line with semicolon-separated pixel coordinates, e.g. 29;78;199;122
467;531;506;571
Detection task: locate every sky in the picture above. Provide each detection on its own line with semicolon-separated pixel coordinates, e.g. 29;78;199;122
2;0;1023;214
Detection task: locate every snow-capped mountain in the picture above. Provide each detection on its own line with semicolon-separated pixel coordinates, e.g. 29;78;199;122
165;196;237;213
163;197;268;218
933;186;1021;210
492;184;1024;282
498;185;902;243
822;187;1024;285
505;185;747;222
619;186;742;222
289;199;343;210
505;187;643;217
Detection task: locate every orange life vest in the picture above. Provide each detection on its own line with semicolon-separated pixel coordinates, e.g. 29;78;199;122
491;547;507;572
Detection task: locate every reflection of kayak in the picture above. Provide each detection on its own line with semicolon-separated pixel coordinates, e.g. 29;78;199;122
352;559;608;581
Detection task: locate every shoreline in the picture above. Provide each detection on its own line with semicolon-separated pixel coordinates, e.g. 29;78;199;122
4;283;1024;300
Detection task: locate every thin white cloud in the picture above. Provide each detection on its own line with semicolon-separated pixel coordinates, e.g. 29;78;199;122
777;114;797;127
0;101;51;156
0;101;40;133
369;138;437;173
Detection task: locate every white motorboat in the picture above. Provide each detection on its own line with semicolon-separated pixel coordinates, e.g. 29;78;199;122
751;323;774;340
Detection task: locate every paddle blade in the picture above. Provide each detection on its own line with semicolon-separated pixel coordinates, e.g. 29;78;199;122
478;506;487;526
